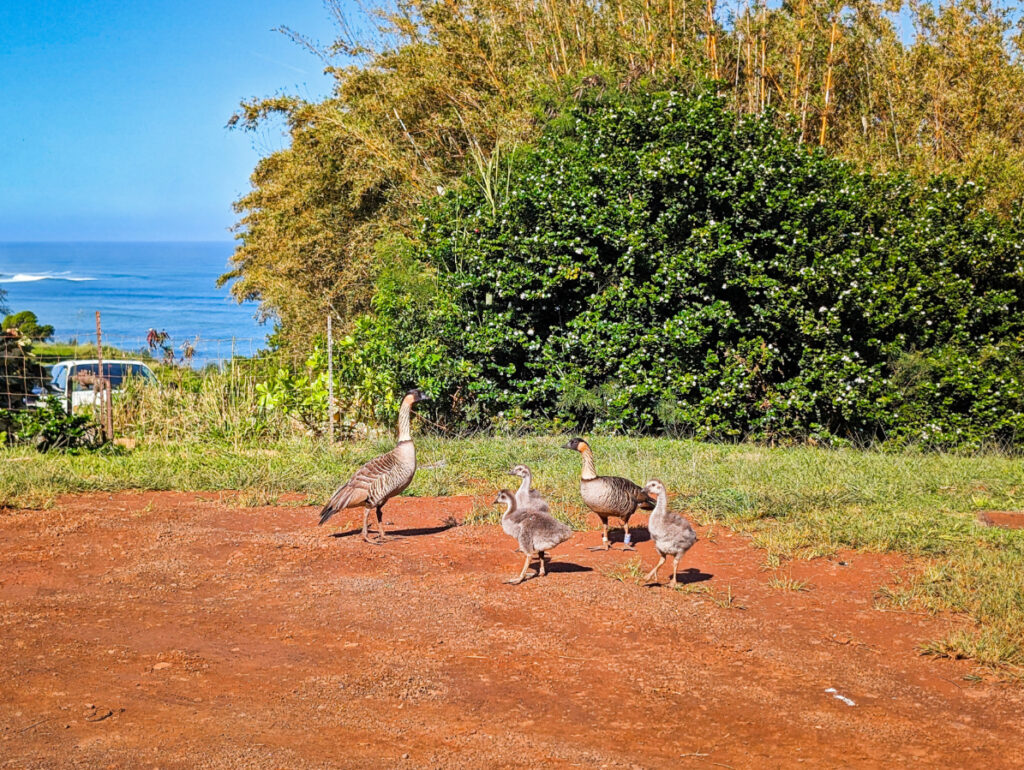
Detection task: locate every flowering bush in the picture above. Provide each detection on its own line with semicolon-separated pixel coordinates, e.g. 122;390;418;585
414;89;1024;446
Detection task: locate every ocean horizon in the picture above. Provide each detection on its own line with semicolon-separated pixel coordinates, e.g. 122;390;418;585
0;241;268;364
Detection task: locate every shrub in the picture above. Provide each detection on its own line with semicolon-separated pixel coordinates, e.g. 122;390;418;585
2;397;100;452
2;310;54;341
418;88;1024;445
0;330;48;409
256;347;331;435
325;236;468;430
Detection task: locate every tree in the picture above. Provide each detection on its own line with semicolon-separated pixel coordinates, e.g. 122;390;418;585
422;90;1024;445
2;311;54;341
229;0;1024;347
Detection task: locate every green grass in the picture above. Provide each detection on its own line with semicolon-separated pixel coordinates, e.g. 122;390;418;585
2;434;1024;672
30;341;153;362
680;582;747;609
767;574;813;592
605;556;647;584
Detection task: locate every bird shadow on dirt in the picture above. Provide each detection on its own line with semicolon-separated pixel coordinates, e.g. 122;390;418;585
615;527;651;544
544;561;592;574
644;567;712;587
329;522;459;539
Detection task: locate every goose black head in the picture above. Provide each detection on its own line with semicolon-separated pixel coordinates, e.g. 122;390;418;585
404;388;431;404
562;436;589;452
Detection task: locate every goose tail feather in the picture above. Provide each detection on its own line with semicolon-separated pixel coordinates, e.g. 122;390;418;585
318;486;356;526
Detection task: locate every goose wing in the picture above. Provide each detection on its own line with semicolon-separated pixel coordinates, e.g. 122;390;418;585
584;475;654;515
519;511;573;552
318;448;401;525
661;512;698;553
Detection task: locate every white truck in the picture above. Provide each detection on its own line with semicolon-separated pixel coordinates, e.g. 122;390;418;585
40;359;158;412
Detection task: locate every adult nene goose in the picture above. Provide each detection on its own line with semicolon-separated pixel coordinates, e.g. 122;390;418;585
318;388;430;543
641;479;697;587
494;489;573;584
563;437;654;550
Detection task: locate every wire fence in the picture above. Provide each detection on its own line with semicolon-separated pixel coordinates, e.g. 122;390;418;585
2;308;271;431
2;314;362;443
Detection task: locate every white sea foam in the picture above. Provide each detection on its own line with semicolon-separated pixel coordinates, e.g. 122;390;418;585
0;271;95;283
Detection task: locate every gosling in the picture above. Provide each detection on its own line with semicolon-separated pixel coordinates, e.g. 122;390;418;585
509;464;550;514
494;490;573;585
563;437;654;550
641;479;697;587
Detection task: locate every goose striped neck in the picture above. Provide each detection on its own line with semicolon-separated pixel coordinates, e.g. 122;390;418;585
580;445;597;480
397;397;413;442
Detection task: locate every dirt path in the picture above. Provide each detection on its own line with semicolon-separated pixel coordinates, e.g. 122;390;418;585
1;492;1022;768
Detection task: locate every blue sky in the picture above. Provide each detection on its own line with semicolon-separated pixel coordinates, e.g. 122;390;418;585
0;1;343;242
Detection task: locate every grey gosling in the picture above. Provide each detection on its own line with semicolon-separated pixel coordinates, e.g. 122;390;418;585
641;479;697;587
506;464;551;551
563;437;654;551
494;489;573;584
510;464;550;514
318;388;430;544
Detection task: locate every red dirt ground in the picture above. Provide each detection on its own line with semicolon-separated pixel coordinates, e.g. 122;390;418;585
1;492;1023;768
977;510;1024;530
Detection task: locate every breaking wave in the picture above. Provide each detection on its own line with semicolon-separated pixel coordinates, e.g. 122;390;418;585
0;271;96;283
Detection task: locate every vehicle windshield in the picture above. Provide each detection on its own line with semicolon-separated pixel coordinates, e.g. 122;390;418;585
50;364;67;392
65;363;156;391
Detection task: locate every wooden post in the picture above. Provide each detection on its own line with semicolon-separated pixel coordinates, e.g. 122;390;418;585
95;311;105;441
105;379;113;439
327;315;335;443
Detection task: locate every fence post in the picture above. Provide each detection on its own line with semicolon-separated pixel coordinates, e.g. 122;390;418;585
95;311;106;441
327;315;335;443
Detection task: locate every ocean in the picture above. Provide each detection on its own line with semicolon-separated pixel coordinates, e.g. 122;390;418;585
0;242;268;365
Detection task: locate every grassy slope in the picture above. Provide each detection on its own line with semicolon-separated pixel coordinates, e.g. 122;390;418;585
29;342;154;361
2;435;1023;670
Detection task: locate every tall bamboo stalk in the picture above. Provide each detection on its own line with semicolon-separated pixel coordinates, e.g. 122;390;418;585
548;0;570;75
669;0;676;66
792;0;807;113
706;0;719;79
819;17;839;146
759;0;767;113
743;0;753;110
